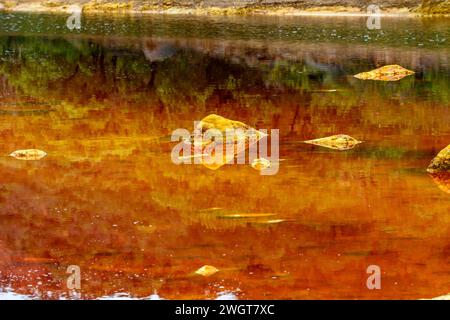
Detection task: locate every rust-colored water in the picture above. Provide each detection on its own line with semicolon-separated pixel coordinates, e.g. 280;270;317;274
0;14;449;300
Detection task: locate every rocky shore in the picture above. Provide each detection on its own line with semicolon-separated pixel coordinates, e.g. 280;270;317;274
1;0;449;16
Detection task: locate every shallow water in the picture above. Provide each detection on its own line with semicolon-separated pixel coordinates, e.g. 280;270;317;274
0;13;449;300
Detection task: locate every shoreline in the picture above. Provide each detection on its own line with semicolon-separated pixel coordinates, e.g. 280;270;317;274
1;3;450;17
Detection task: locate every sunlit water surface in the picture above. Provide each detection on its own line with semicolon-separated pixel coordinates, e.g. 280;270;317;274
0;13;449;299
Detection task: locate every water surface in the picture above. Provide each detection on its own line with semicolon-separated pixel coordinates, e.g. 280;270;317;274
0;13;449;299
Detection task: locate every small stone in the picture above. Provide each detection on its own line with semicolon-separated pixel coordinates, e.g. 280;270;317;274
304;134;362;150
195;265;219;277
9;149;47;160
251;158;271;171
354;65;414;81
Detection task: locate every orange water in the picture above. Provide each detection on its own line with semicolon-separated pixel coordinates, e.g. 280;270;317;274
0;14;449;300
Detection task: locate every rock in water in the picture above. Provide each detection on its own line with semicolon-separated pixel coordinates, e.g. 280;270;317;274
191;114;267;170
198;114;250;132
196;114;266;143
251;158;271;171
354;65;414;81
427;144;450;173
303;134;362;150
195;265;219;277
9;149;47;160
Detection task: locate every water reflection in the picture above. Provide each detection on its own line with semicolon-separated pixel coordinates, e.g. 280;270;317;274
430;173;450;194
0;14;449;300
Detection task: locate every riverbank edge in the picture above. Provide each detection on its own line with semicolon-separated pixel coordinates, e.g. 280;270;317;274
1;2;450;17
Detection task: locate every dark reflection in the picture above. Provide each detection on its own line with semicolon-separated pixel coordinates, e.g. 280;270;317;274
0;13;449;49
1;36;449;105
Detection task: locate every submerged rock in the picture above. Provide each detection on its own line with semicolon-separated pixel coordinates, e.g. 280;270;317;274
427;144;450;173
251;158;271;171
195;265;219;277
354;65;414;81
220;213;276;219
9;149;47;160
303;134;362;150
189;208;282;231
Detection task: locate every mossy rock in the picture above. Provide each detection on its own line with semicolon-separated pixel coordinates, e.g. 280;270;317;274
427;144;450;173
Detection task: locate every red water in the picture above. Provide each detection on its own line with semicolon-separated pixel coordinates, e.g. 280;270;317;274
0;29;449;300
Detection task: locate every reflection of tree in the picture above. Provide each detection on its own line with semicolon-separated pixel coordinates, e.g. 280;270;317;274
0;35;449;135
422;0;432;14
0;37;153;105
